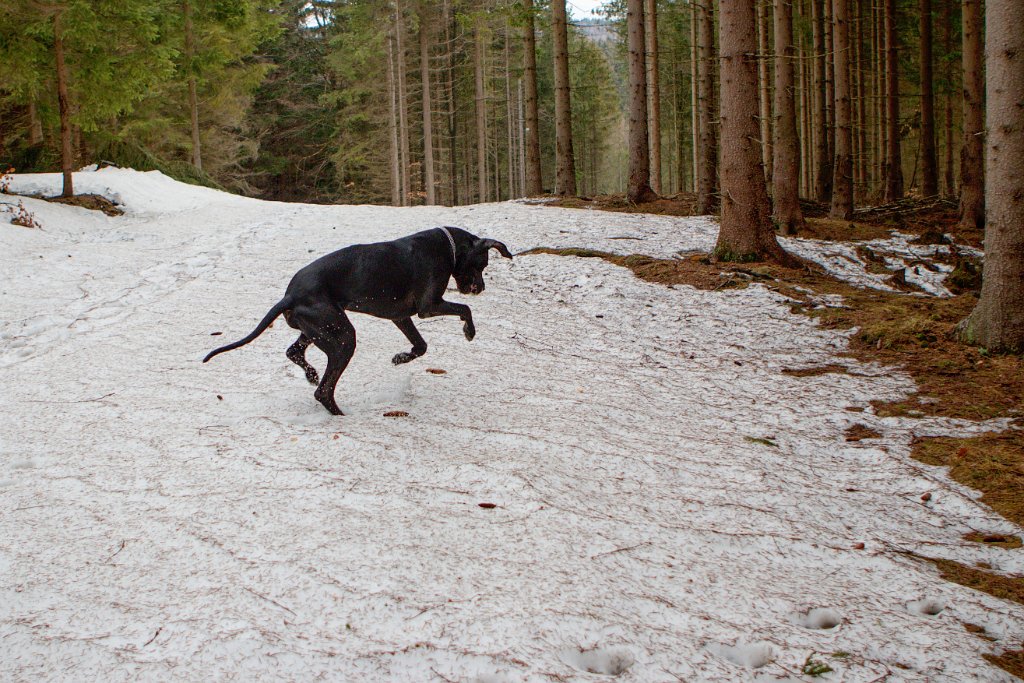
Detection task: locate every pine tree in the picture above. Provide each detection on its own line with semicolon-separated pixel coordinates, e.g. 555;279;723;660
715;0;787;263
958;0;1024;351
626;0;657;203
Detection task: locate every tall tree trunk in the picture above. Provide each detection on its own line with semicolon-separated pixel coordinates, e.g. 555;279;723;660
823;0;835;167
958;0;1024;352
474;15;488;202
505;22;515;199
883;0;903;201
552;0;576;196
798;25;811;197
829;0;853;218
443;0;459;205
627;0;657;203
757;0;772;185
645;0;662;194
773;0;804;234
852;0;865;199
690;4;700;193
54;12;74;198
811;0;832;201
395;3;411;206
184;0;202;171
919;0;937;196
522;0;543;195
959;0;983;230
941;0;955;196
696;0;718;213
386;27;402;206
715;0;787;262
419;2;435;205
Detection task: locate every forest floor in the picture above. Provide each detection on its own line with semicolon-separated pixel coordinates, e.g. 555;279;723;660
541;192;1024;676
2;170;1023;681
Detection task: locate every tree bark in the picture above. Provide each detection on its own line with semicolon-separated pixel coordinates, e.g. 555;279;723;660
627;0;657;203
959;0;983;230
443;0;459;205
645;0;661;194
54;12;74;198
386;26;402;206
395;3;411;206
757;0;772;185
919;0;937;196
505;21;515;199
823;0;834;167
690;4;700;193
551;0;576;196
522;0;543;195
883;0;903;202
696;0;718;213
419;2;435;205
811;0;832;202
715;0;787;262
184;0;202;171
958;0;1024;352
773;0;804;234
474;15;488;202
829;0;853;218
941;0;955;196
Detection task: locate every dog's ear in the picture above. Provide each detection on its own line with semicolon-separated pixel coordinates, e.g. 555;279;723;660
476;238;513;259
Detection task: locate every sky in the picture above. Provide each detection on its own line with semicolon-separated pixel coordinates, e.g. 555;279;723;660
567;0;608;19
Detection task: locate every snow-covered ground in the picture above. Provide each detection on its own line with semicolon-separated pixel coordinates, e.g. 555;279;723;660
1;168;1019;681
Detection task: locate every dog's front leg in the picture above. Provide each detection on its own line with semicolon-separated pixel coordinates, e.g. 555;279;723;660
392;318;428;364
418;300;475;341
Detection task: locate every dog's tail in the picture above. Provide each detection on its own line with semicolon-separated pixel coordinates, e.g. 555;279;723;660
203;297;292;363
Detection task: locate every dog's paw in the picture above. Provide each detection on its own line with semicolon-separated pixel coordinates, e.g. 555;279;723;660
392;352;415;365
305;370;320;385
463;322;476;341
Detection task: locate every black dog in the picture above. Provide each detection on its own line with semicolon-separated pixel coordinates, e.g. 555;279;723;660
204;227;512;415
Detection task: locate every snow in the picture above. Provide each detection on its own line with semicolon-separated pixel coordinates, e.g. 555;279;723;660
1;168;1020;681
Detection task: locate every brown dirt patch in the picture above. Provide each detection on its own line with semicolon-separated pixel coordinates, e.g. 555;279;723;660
912;433;1024;526
545;193;699;216
845;424;882;442
984;648;1024;679
48;193;124;216
922;556;1024;606
963;532;1023;549
792;217;893;242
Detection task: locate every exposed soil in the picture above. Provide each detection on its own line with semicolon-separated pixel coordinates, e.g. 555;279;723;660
48;193;124;216
913;433;1024;527
844;424;882;442
963;532;1023;549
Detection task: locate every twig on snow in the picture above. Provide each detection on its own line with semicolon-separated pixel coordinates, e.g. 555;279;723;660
142;627;162;647
243;586;296;615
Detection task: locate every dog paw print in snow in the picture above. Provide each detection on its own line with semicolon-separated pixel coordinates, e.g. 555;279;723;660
706;641;774;669
791;607;844;630
560;647;635;676
907;598;946;617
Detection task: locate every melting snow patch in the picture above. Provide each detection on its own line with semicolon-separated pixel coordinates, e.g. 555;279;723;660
706;641;774;669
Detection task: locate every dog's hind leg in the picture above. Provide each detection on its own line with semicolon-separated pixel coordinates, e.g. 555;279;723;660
292;306;356;416
286;334;319;385
391;318;427;365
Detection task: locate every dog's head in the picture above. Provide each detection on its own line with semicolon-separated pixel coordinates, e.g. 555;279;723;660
452;233;513;295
